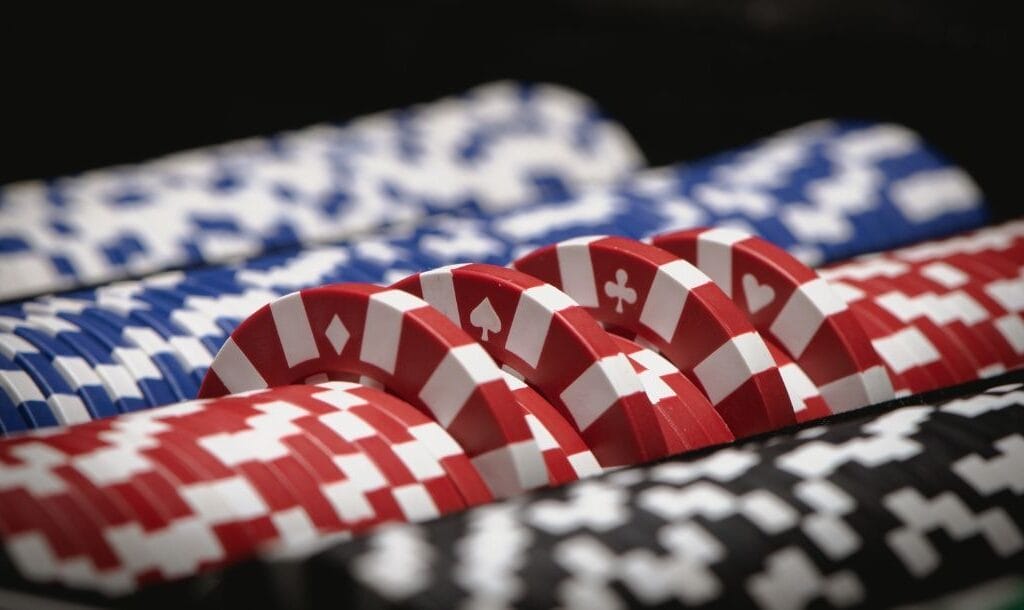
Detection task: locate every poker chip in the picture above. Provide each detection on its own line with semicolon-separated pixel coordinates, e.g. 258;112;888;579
306;380;494;507
146;403;322;554
393;263;669;466
270;384;468;517
822;257;1006;381
609;334;735;449
0;351;61;428
1;81;643;302
762;340;835;421
821;284;936;395
90;284;214;388
652;227;895;414
198;283;548;499
513;235;794;435
880;245;1024;370
52;311;179;409
7;324;120;420
27;314;150;414
819;266;978;386
0;381;28;434
0;331;93;426
499;370;602;486
881;269;1003;378
0;385;494;593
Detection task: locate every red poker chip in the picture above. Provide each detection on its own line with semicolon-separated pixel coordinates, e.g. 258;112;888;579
322;384;484;509
0;429;134;578
877;264;1003;378
823;274;952;393
499;370;602;486
610;334;734;449
894;259;1009;377
652;228;895;414
763;340;833;423
198;283;547;499
892;240;1024;370
153;398;351;554
280;384;467;517
175;392;408;533
514;236;793;437
311;378;495;507
130;408;291;560
0;416;259;590
393;263;668;466
0;485;105;585
820;263;980;385
4;422;187;571
920;255;1024;369
273;414;408;532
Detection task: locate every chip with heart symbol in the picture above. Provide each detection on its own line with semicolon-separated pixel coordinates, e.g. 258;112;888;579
652;227;895;415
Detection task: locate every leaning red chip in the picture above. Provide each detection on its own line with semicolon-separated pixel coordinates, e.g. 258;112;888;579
514;236;794;437
499;370;602;486
609;333;734;449
393;263;668;466
653;228;895;414
198;283;547;499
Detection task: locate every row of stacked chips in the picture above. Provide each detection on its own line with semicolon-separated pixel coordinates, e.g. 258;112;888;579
0;81;987;306
0;120;989;433
0;81;644;301
1;218;1022;595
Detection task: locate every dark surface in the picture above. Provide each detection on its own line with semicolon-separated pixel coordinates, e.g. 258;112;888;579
3;2;1018;217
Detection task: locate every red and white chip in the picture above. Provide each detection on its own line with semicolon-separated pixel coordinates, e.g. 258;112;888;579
763;341;834;422
610;334;734;449
304;380;493;506
824;281;937;395
821;256;1007;381
263;385;467;519
0;383;494;594
197;283;547;499
652;228;894;414
393;263;668;466
500;370;602;486
514;236;794;437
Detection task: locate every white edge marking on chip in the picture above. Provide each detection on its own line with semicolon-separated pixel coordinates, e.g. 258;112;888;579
555;236;604;307
270;291;320;369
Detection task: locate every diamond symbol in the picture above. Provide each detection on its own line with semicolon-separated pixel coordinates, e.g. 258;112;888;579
325;315;350;354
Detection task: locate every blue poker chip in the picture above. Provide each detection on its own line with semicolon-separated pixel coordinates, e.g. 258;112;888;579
146;280;243;337
180;266;249;296
0;352;59;429
12;326;118;420
122;308;212;389
47;322;148;414
0;332;88;426
0;363;30;434
55;311;176;409
79;308;195;404
134;296;227;362
82;305;203;399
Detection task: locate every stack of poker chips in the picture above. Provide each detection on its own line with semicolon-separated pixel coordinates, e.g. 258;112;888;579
0;82;644;301
0;82;1017;606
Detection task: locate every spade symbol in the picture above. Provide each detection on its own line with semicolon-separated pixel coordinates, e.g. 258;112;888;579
470;298;502;341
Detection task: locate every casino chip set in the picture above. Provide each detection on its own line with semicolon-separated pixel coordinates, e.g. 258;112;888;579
0;82;1017;602
2;220;1024;594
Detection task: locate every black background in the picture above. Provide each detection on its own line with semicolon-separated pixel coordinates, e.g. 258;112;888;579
3;2;1017;218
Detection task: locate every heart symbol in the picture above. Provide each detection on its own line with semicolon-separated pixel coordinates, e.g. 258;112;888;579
742;273;775;314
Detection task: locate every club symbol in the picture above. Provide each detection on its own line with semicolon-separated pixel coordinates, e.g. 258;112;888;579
604;269;637;313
